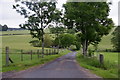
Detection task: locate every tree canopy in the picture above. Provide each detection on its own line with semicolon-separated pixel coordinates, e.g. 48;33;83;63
63;2;114;56
13;0;59;57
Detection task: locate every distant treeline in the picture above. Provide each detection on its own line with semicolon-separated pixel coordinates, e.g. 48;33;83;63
0;24;25;31
8;28;25;31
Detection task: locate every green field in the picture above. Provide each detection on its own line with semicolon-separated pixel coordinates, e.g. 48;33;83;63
89;28;114;51
1;29;114;52
1;29;54;53
94;52;118;65
2;30;29;35
1;30;69;72
1;29;119;77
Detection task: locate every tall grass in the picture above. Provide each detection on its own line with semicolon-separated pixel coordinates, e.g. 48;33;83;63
76;53;118;78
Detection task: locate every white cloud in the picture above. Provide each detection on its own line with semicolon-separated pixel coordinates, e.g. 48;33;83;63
0;0;119;28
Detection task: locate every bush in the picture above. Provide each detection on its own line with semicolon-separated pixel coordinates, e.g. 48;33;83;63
29;40;41;47
53;34;76;48
88;49;94;57
44;34;53;48
29;34;53;48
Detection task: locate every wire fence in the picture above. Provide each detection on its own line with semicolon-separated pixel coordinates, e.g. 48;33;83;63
3;46;60;66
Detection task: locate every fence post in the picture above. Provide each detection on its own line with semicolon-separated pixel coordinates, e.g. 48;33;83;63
31;50;32;60
54;48;55;54
46;49;48;56
99;54;104;64
5;47;9;66
52;48;54;55
21;50;23;61
37;50;39;58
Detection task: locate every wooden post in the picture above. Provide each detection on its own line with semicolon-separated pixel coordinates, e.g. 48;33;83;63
31;50;32;60
21;50;23;61
99;54;104;64
52;49;54;55
37;50;39;58
46;49;48;56
54;49;55;54
5;47;9;66
49;49;51;55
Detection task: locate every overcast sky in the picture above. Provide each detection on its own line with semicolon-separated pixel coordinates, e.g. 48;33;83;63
0;0;119;28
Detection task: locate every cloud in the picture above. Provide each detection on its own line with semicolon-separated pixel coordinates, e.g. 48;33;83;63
0;0;119;28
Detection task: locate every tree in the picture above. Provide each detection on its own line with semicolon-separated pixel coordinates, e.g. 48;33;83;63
111;26;120;52
13;0;58;57
29;34;53;48
49;9;64;53
67;28;76;34
63;2;114;56
0;24;8;31
55;33;76;48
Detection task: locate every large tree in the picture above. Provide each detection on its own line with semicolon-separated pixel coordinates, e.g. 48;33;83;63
63;2;114;56
13;0;58;57
111;26;120;52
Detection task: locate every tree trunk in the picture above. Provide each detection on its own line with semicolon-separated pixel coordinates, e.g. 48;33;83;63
57;34;59;54
41;30;44;58
82;40;88;56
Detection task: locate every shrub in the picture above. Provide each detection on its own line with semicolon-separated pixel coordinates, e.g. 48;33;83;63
29;34;53;48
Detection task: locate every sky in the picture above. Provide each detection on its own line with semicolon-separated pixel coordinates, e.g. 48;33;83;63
0;0;119;28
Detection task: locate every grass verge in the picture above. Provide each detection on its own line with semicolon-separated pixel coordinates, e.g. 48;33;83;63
76;52;118;78
2;49;71;72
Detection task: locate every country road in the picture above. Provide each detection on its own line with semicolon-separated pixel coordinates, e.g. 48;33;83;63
7;52;100;78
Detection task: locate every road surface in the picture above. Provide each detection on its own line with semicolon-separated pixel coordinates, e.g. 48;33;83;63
10;52;100;78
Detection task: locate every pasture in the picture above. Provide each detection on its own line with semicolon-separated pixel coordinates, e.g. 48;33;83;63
1;30;70;72
1;29;119;78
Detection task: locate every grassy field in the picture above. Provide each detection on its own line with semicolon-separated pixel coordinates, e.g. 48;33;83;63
2;49;71;72
89;28;115;51
1;35;39;52
89;34;113;51
2;30;29;35
76;52;118;78
1;29;113;52
1;30;69;72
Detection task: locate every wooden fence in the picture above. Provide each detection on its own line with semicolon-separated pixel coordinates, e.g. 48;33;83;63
5;46;59;66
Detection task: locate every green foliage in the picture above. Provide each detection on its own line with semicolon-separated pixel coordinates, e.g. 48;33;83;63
0;24;8;31
54;34;76;48
29;34;53;48
111;26;120;52
13;1;57;40
63;2;114;55
29;40;41;47
74;34;81;50
44;34;53;48
67;28;76;34
88;49;94;57
49;26;66;35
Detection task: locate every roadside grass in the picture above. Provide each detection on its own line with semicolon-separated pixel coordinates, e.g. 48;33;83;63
2;49;71;72
76;52;118;78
